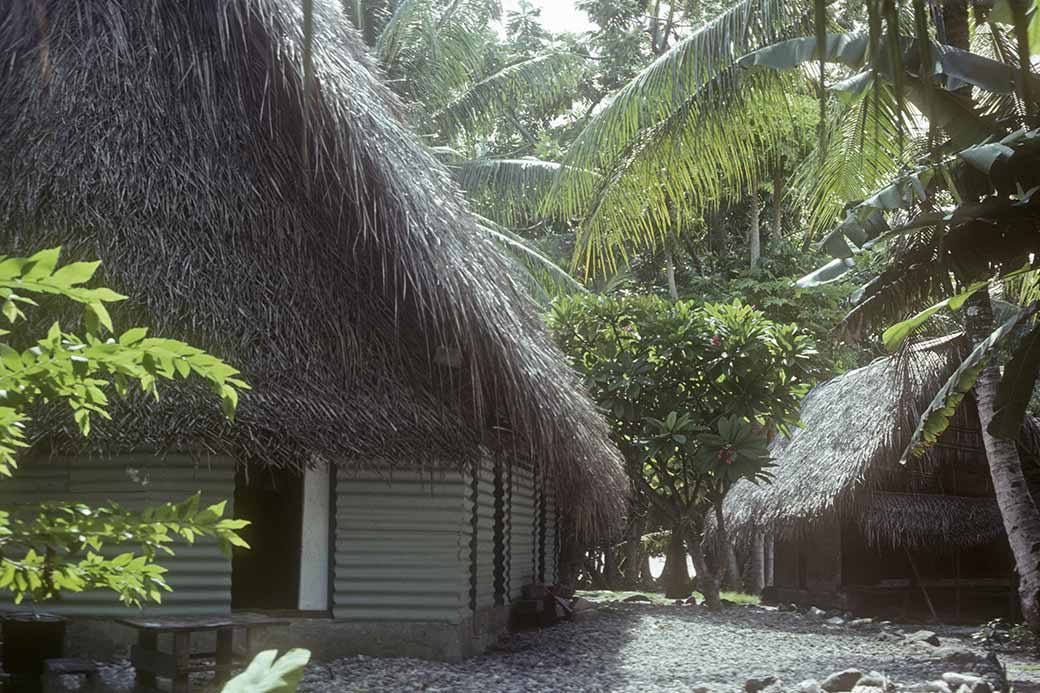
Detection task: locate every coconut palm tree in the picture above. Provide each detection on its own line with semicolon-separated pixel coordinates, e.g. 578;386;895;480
531;0;1040;628
783;1;1040;633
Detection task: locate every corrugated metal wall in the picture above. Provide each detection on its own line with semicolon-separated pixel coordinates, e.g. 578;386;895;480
544;472;559;584
508;464;536;599
333;469;471;623
0;455;235;617
474;458;496;611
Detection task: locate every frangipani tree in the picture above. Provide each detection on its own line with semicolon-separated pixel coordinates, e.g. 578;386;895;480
550;296;817;607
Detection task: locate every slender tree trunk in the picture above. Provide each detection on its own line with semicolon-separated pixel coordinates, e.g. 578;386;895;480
764;534;775;587
558;527;582;589
664;247;679;301
663;524;691;599
582;556;609;589
749;531;766;595
749;189;761;270
622;516;644;587
771;165;783;240
689;532;722;609
603;545;621;588
686;530;708;581
639;551;653;586
968;292;1040;634
724;542;742;591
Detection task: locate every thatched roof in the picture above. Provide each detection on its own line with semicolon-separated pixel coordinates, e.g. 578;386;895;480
0;1;626;531
724;334;1033;547
860;493;1005;550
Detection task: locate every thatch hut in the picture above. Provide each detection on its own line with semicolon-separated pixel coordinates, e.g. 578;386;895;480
724;335;1038;620
0;0;626;659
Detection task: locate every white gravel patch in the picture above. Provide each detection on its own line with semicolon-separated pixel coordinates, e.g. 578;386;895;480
296;604;1000;693
83;604;1029;693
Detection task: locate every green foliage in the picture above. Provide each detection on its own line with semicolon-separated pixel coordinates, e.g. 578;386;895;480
549;294;818;511
0;248;250;606
973;617;1036;651
669;241;871;374
902;306;1040;462
222;648;311;693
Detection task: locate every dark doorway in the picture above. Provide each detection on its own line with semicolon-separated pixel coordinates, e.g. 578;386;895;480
231;467;304;610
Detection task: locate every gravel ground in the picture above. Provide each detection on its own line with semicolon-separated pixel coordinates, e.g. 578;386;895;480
295;604;1029;693
83;603;1040;693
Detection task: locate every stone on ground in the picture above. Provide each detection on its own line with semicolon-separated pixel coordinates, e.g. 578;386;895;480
745;674;779;692
905;631;941;647
821;669;864;692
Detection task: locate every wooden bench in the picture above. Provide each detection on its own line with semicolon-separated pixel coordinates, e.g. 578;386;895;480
115;615;289;693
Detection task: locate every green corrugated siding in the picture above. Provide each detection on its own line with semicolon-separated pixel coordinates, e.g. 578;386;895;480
0;455;235;617
509;465;535;599
544;474;559;584
475;458;496;610
333;470;470;623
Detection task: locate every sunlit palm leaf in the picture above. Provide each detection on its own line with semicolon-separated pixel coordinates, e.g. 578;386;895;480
376;0;501;110
569;70;801;274
475;215;587;300
791;79;920;246
454;158;599;228
432;53;583;138
545;0;816;272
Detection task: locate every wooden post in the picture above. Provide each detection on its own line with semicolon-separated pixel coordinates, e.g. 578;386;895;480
172;631;191;693
955;550;962;622
905;549;940;624
215;628;235;686
136;631;158;691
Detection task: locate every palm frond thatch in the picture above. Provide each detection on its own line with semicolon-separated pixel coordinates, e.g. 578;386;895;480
859;492;1005;549
0;0;626;534
725;335;963;530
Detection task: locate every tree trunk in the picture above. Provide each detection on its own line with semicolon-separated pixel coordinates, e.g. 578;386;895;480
771;165;783;240
582;556;609;589
558;527;583;589
622;516;645;587
662;525;691;599
749;531;766;595
968;292;1040;634
708;210;727;255
664;247;679;301
639;551;653;586
686;530;708;581
940;0;971;52
603;545;621;588
749;189;761;270
724;542;742;591
689;533;722;609
764;534;775;588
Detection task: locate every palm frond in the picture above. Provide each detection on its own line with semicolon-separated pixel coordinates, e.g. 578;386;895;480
791;79;921;245
454;157;598;228
568;0;811;167
568;70;802;274
375;0;500;110
541;0;819;273
431;52;583;138
475;215;588;300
